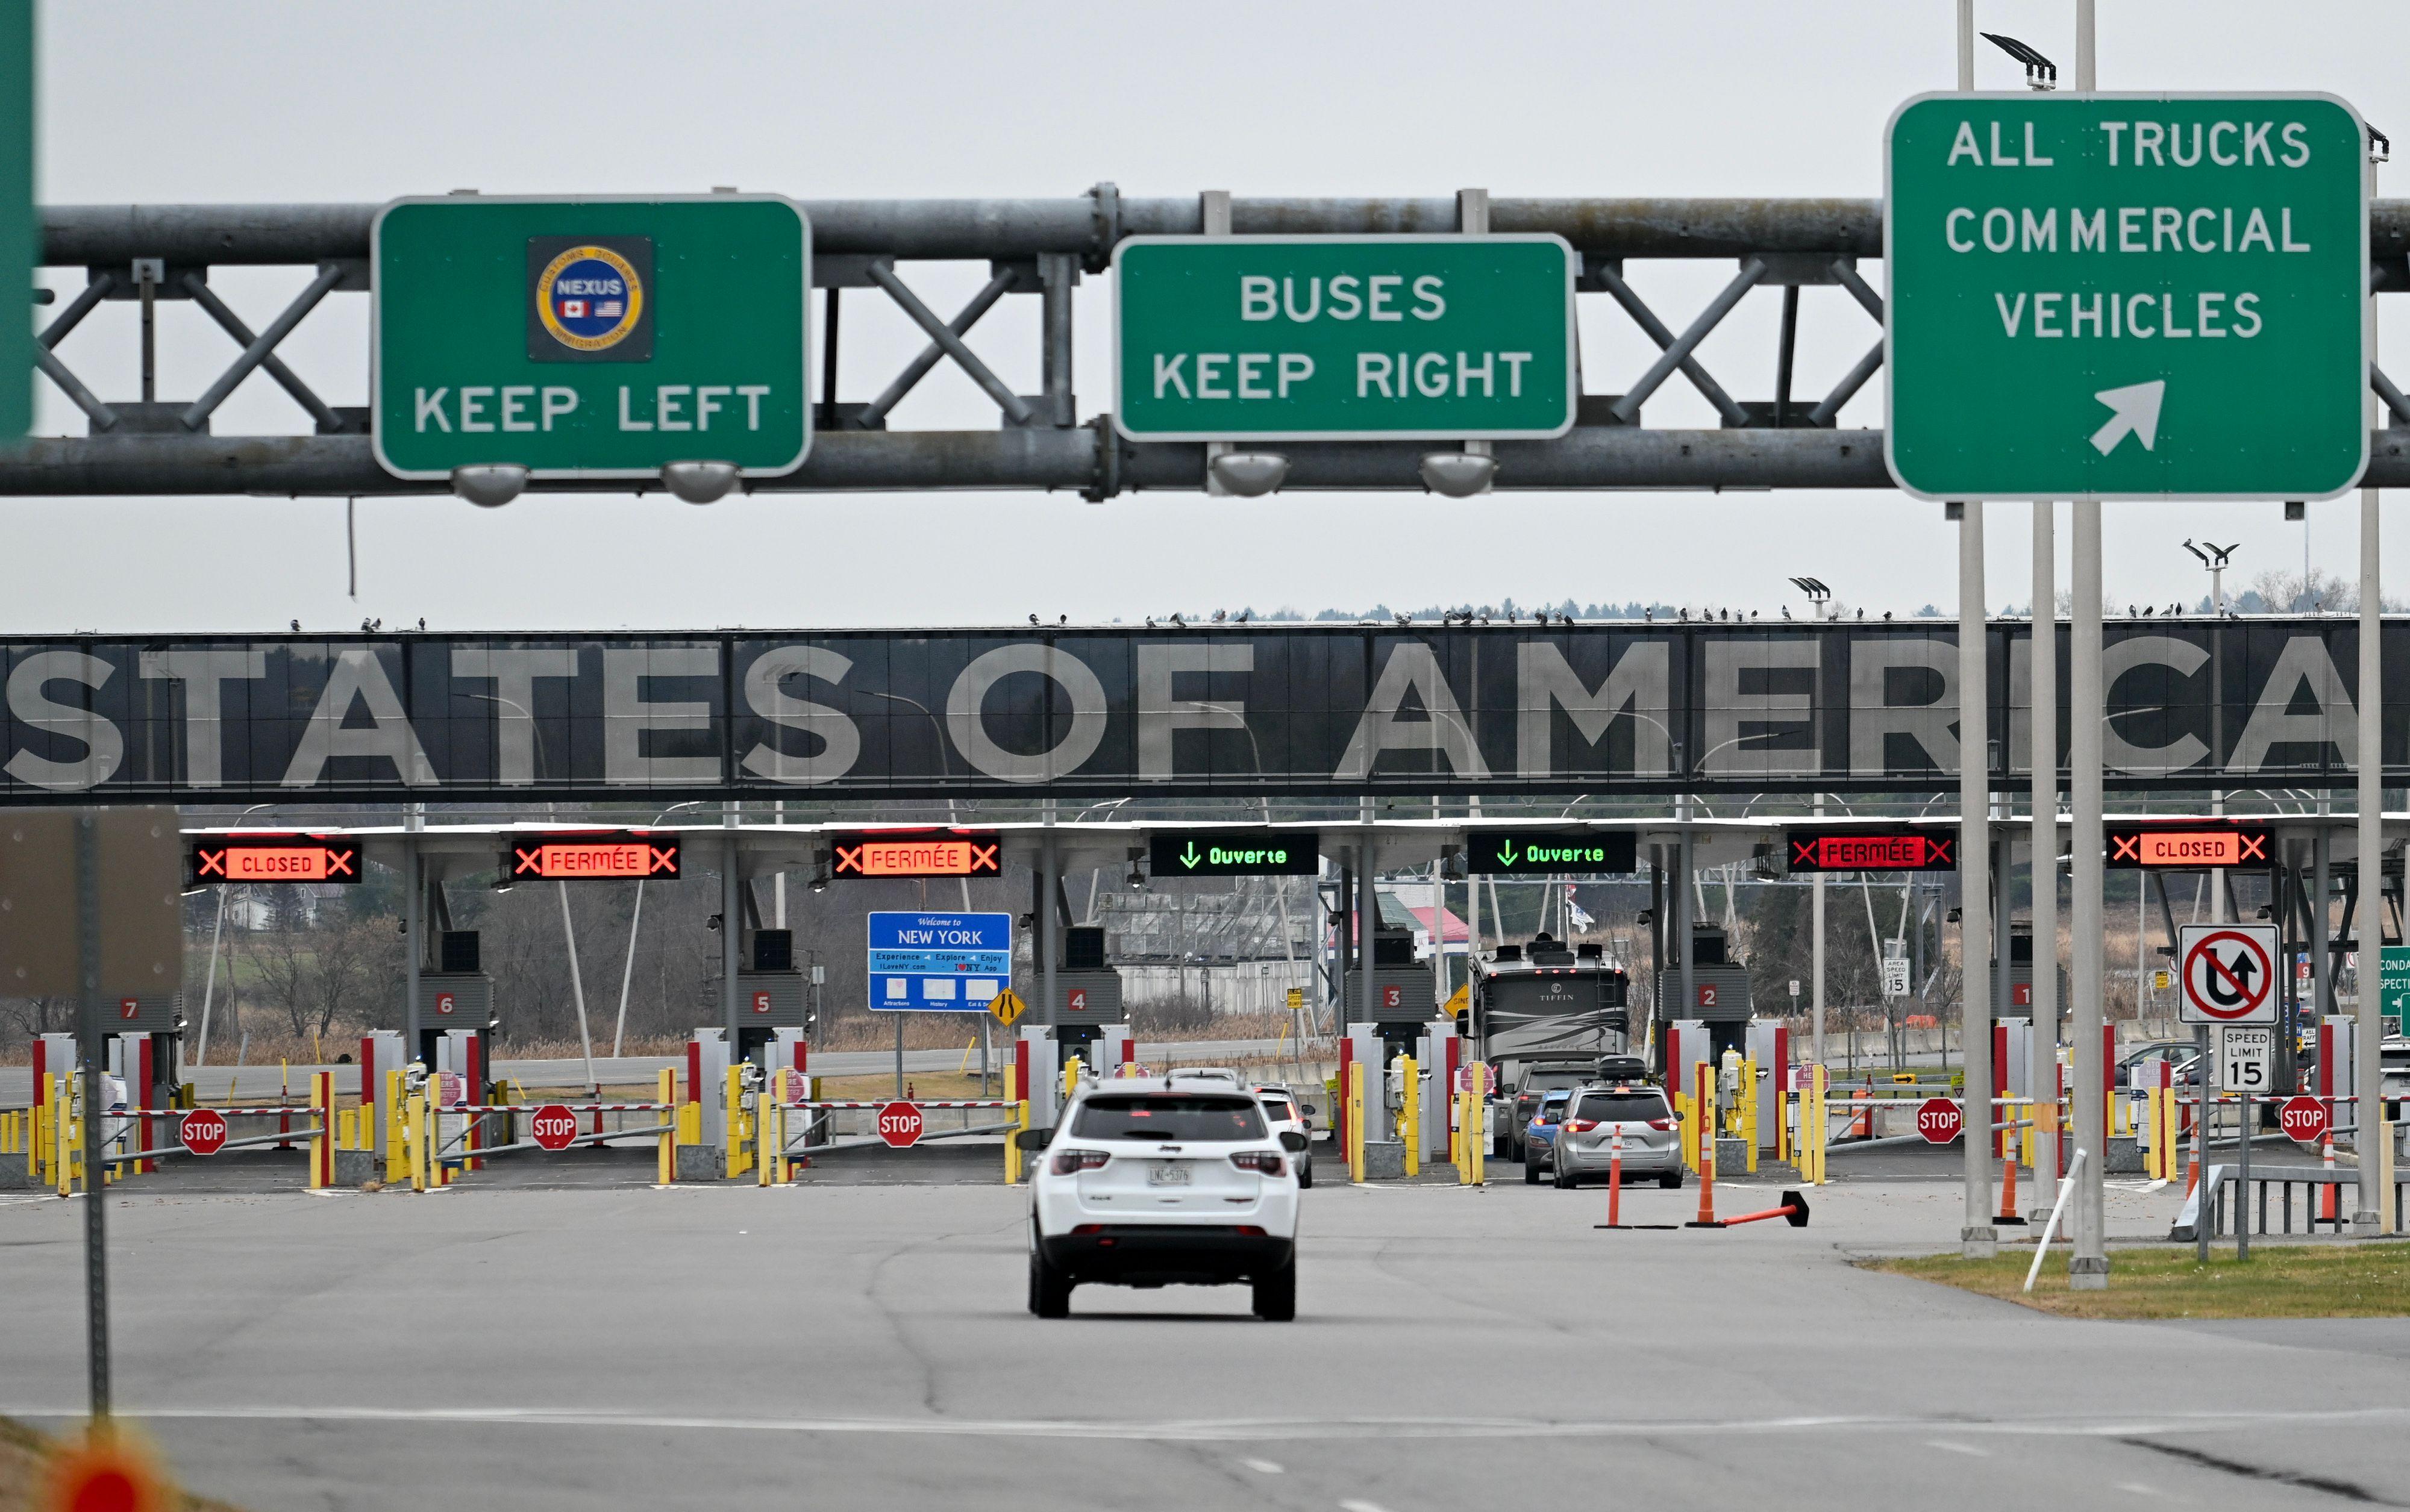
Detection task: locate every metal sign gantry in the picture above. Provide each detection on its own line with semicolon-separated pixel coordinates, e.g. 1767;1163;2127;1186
12;192;2410;500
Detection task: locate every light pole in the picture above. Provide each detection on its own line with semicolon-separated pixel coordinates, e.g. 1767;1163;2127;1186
193;801;277;1066
470;690;596;1093
2356;125;2388;1234
2181;540;2239;615
614;799;703;1058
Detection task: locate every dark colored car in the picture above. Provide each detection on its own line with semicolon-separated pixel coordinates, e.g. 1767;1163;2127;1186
1503;1061;1600;1160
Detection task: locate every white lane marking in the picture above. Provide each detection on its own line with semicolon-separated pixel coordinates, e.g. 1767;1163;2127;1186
5;1403;2410;1444
1927;1440;1990;1457
2115;1484;2165;1498
1242;1460;1283;1474
1339;1502;1391;1512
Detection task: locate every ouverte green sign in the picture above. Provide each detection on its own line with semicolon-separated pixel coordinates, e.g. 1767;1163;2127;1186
374;196;810;480
1886;94;2367;501
1113;235;1576;440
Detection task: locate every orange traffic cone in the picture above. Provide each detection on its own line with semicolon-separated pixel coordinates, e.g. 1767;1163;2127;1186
1995;1142;2026;1225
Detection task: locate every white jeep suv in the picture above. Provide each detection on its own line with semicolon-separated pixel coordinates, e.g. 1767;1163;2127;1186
1022;1081;1305;1320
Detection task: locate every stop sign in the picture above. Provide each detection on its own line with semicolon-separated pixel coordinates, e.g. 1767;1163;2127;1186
876;1101;924;1148
1915;1096;1963;1145
2279;1096;2330;1143
528;1103;580;1152
180;1108;228;1156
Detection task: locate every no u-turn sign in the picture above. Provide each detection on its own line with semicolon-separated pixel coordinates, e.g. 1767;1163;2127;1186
2177;923;2279;1024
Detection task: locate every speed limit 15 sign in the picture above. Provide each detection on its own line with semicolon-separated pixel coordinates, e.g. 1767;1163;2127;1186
2215;1026;2273;1092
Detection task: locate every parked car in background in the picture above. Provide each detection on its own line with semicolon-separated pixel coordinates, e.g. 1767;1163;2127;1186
1522;1088;1575;1185
2114;1041;2195;1087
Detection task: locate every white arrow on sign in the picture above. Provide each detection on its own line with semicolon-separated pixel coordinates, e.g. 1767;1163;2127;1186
2089;380;2166;456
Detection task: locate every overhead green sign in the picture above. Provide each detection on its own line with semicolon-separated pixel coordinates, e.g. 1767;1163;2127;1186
1886;94;2368;501
1467;830;1637;876
0;0;30;443
374;195;810;481
1113;234;1576;441
2381;945;2410;1036
1148;830;1319;878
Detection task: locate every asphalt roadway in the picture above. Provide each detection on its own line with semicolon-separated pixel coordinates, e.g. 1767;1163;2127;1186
6;1156;2408;1511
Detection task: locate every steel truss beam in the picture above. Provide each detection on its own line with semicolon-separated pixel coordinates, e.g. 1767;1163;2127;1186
16;195;2410;498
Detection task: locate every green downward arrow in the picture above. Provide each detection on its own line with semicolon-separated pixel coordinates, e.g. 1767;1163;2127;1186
1180;842;1203;869
1497;842;1518;868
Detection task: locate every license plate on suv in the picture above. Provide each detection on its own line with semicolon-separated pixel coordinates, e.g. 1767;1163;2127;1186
1147;1163;1191;1187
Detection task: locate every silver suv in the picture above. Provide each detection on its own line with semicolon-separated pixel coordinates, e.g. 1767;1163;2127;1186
1550;1084;1683;1190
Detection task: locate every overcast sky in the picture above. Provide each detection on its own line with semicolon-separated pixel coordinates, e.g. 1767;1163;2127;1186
13;0;2409;633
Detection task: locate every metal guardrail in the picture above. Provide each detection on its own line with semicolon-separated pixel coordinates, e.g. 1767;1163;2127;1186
2209;1166;2410;1238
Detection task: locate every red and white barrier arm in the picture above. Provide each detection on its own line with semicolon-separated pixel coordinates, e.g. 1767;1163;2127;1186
793;1100;1017;1110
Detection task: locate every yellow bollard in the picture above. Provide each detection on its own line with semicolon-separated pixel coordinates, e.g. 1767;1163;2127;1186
758;1093;779;1187
725;1065;750;1181
405;1091;427;1192
1345;1061;1365;1183
55;1075;74;1198
1811;1064;1830;1186
1741;1057;1759;1173
657;1069;677;1185
1062;1055;1081;1102
1007;1099;1028;1185
309;1072;334;1190
380;1070;402;1184
1398;1054;1419;1179
1469;1086;1485;1186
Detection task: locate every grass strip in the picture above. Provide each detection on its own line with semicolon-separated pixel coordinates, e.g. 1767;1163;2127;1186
1864;1242;2410;1319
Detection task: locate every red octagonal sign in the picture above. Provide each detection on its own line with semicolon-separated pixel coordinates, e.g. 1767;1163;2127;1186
529;1103;580;1152
876;1101;924;1149
179;1108;228;1157
1915;1096;1963;1146
2279;1096;2330;1144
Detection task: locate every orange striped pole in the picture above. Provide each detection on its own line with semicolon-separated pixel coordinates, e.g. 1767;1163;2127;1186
1688;1061;1720;1226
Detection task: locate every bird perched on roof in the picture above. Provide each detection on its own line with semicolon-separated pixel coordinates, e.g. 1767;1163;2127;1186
1781;605;1792;620
1170;613;1184;626
1644;607;1654;622
1882;611;1893;621
1236;610;1250;624
1212;609;1227;623
290;619;300;633
1030;613;1041;625
1145;615;1156;627
1856;608;1865;620
1395;613;1411;626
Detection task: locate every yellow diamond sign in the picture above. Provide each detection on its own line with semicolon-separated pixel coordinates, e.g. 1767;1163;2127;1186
988;988;1027;1028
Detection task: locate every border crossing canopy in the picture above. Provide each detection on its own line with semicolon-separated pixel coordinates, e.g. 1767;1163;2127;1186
0;619;2391;804
1886;93;2368;501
